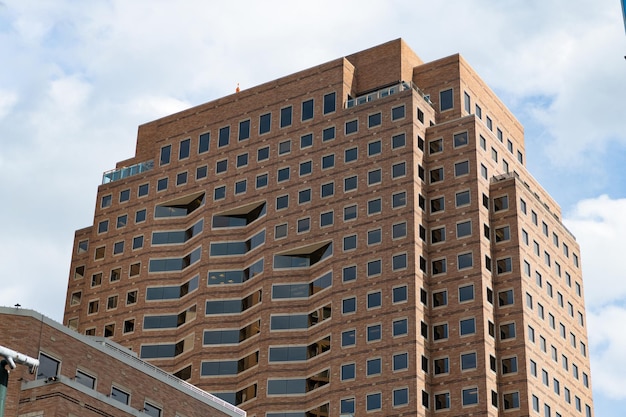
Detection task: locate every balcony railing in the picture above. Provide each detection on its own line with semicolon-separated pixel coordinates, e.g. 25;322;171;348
102;160;154;184
345;81;432;109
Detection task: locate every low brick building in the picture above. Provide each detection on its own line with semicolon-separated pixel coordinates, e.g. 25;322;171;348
0;306;245;417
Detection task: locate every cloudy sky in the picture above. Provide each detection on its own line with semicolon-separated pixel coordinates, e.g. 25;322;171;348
1;0;625;414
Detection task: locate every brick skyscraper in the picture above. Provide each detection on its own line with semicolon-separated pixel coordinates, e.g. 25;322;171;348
63;39;593;417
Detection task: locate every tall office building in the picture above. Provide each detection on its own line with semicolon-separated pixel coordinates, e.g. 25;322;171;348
63;39;593;417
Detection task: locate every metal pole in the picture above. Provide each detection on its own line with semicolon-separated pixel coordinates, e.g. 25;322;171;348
0;360;9;417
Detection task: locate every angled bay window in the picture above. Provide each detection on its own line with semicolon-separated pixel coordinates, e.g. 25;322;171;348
152;219;203;245
268;336;330;362
143;305;197;329
148;247;201;272
267;369;329;396
208;258;264;285
212;202;266;228
205;290;262;315
272;271;332;299
146;276;199;300
210;230;266;256
201;351;259;376
274;241;332;269
203;320;260;345
270;305;331;330
154;192;205;218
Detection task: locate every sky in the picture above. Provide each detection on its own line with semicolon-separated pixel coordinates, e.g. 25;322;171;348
0;0;625;414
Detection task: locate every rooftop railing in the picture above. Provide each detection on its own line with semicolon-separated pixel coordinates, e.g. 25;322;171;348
345;81;433;109
102;160;154;184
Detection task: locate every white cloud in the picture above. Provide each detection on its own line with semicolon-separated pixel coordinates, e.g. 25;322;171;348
0;89;17;120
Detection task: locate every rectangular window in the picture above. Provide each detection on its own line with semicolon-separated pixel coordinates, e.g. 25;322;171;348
179;138;190;159
368;112;382;128
259;112;271;134
392;105;405;120
302;99;314;121
218;126;230;147
464;91;471;113
368;140;381;156
280;106;292;128
238;119;250;141
257;146;269;161
160;145;171;165
323;92;336;114
440;88;453;111
300;133;312;149
322;126;335;141
199;132;210;152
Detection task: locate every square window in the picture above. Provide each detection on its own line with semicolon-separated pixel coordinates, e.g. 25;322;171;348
393;352;408;370
461;352;477;370
98;220;109;233
497;257;512;274
176;171;187;185
298;188;311;204
157;178;168;191
434;357;449;374
392;162;406;178
119;189;130;203
344;146;358;162
322;154;335;169
457;220;472;237
368;169;382;185
433;290;448;307
456;190;470;207
462;388;478;406
235;179;247;194
368;140;381;156
257;146;269;161
366;392;382;411
278;140;291;155
392;133;406;149
495;226;511;242
365;358;382;376
393;318;408;336
454;160;470;176
302;99;314;121
238;120;250;141
300;133;312;149
392;222;407;239
435;392;450;410
393;388;409;407
340;398;355;414
392;105;405;120
367;259;382;277
500;323;516;339
368;112;382;128
259;113;271;134
433;323;448;340
430;167;443;183
428;139;443;155
216;159;228;173
393;253;407;270
460;318;476;335
138;183;149;197
276;195;289;210
277;167;290;182
343;234;357;251
218;126;230;147
502;356;518;374
392;191;406;208
280;106;292;128
342;330;356;347
459;284;474;302
236;153;248;167
368;198;382;215
503;392;520;409
367;292;382;309
367;228;382;245
341;363;356;381
132;235;143;250
499;289;514;306
320;211;333;227
214;185;226;200
342;297;356;314
256;173;268;189
367;324;381;342
321;182;334;198
454;131;469;147
344;175;357;191
457;253;474;270
431;227;445;244
275;223;287;239
432;258;446;275
113;241;124;255
431;196;444;213
196;165;208;180
343;265;356;282
345;119;358;134
322;126;335;141
393;286;408;303
344;204;357;221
